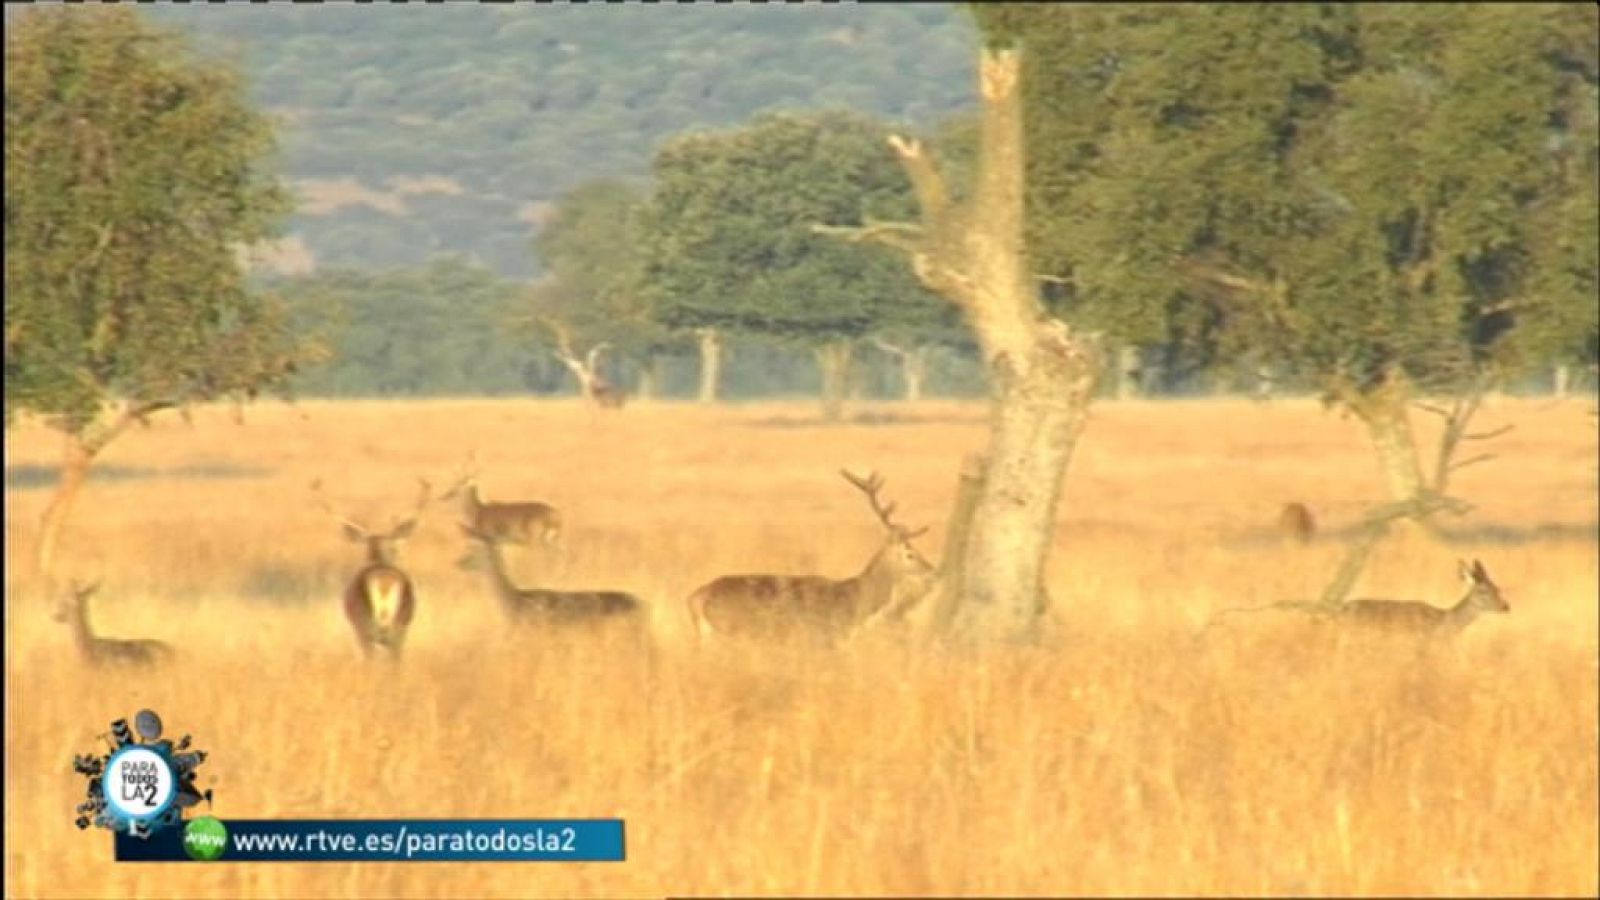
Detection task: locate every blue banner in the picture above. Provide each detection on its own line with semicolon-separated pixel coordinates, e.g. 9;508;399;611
114;818;626;862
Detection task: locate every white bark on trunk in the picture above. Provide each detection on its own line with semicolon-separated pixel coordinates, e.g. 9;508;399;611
696;328;722;405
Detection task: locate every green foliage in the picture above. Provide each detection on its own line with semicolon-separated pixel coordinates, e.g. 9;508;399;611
273;257;546;396
637;110;953;345
523;179;671;361
979;3;1598;391
5;6;304;431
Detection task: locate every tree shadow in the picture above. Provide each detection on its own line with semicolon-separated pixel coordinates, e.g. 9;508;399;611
4;462;273;491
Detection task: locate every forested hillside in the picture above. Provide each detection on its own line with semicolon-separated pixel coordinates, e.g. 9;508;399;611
142;4;978;278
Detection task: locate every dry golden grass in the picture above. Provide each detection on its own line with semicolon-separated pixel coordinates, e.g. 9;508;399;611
4;396;1597;898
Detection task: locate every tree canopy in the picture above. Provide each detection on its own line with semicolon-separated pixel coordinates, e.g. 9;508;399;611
5;6;306;433
637;110;952;345
976;4;1598;395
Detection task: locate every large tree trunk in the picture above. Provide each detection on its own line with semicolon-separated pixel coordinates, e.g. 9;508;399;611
35;434;94;585
1342;367;1428;507
812;50;1100;640
817;48;1101;642
956;330;1097;639
696;328;722;404
814;340;853;422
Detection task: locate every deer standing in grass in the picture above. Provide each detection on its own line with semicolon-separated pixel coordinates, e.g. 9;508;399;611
55;581;175;667
686;470;937;644
1330;558;1509;637
459;523;645;627
1213;558;1509;639
313;478;435;660
439;455;563;550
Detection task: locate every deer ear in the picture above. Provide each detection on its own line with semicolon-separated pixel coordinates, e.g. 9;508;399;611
342;522;367;543
391;519;418;540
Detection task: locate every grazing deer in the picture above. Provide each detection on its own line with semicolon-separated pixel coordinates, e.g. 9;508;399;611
55;581;175;667
439;455;563;549
459;523;645;627
312;478;433;660
1277;502;1317;544
686;470;937;644
1330;558;1509;636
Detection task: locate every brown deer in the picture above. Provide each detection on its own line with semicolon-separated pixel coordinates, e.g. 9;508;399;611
459;523;645;627
1277;502;1317;544
1330;558;1509;636
439;455;563;549
591;377;627;409
55;581;176;667
1211;558;1510;640
312;478;435;660
686;470;937;644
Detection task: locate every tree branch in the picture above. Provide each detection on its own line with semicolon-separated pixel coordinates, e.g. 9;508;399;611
810;221;923;256
870;337;910;361
886;135;948;224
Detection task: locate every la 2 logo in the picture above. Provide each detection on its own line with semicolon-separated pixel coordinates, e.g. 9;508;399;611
120;759;160;807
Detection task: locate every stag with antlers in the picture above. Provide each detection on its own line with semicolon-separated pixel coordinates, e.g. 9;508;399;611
311;478;438;660
436;453;563;550
686;470;938;644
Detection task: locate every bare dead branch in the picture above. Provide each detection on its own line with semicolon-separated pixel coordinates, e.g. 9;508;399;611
810;221;923;256
1447;453;1495;473
1465;424;1515;441
886;134;948;223
870;337;910;360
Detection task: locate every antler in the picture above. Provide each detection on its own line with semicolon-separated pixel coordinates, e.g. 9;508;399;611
69;579;102;600
840;469;928;539
435;452;480;501
309;479;371;537
395;478;435;530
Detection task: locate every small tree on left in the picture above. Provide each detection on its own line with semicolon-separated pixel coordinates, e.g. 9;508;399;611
5;8;310;581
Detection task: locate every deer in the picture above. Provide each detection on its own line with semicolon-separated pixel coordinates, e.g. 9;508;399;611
1277;502;1317;544
55;581;176;667
438;454;563;550
1327;558;1510;637
591;376;627;410
458;522;645;628
686;470;938;644
312;478;435;660
1211;558;1509;640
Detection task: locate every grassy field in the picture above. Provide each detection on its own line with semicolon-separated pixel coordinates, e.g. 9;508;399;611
4;395;1596;898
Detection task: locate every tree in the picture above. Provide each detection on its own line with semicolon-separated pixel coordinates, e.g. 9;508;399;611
273;257;536;397
816;46;1102;642
993;4;1597;524
637;110;947;420
5;7;310;581
520;178;665;405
